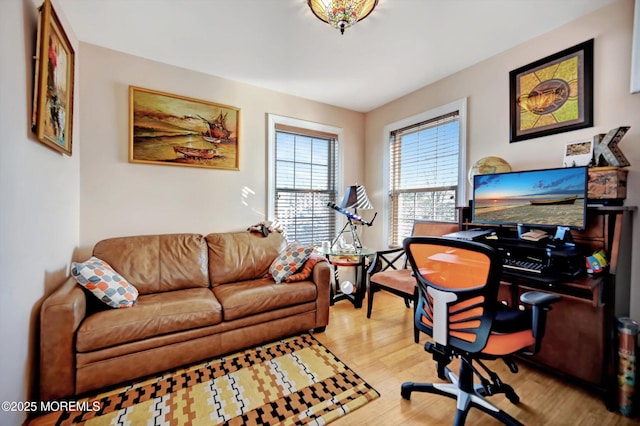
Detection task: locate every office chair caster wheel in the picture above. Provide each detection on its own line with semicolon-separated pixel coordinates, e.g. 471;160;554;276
401;383;413;400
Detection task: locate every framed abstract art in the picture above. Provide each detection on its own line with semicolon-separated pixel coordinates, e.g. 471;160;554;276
32;0;75;155
509;39;593;143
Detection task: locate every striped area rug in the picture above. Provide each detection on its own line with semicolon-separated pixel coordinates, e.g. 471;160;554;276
34;334;379;425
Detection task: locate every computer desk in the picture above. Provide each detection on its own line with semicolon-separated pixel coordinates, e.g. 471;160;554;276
457;205;635;409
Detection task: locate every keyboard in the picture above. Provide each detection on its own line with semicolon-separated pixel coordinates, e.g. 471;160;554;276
502;258;545;274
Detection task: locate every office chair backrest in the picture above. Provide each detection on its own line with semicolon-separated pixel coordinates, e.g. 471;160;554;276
403;236;503;354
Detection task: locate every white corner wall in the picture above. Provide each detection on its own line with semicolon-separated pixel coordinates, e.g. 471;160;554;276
364;0;640;319
0;1;80;424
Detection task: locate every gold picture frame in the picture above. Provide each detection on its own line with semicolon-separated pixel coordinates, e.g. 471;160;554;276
129;86;240;170
509;39;593;143
32;0;75;156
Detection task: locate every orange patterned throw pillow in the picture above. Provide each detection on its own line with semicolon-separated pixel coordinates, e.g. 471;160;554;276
269;243;314;283
285;253;327;283
71;256;138;308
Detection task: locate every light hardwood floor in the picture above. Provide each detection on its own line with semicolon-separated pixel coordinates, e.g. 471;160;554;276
314;291;638;426
27;291;638;426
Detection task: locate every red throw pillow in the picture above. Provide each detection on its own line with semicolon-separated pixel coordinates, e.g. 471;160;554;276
285;253;327;283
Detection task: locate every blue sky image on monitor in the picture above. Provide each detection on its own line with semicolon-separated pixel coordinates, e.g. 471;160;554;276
472;167;587;229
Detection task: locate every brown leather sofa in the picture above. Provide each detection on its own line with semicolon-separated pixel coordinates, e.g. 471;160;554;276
39;231;330;401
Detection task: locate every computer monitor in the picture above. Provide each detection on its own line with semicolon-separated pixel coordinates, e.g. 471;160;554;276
472;166;588;231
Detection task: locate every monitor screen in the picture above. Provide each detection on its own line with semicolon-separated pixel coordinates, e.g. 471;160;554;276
472;166;588;230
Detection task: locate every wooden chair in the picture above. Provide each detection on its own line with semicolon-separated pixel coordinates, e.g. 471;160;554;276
367;220;458;342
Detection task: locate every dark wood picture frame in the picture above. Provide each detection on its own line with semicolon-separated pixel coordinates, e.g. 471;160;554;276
129;86;240;170
509;39;593;143
32;0;75;155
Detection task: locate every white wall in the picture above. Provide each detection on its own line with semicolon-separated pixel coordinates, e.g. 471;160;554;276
364;0;640;319
77;44;365;252
0;0;80;424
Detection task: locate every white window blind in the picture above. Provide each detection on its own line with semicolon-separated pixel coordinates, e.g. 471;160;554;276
274;125;338;246
389;111;459;246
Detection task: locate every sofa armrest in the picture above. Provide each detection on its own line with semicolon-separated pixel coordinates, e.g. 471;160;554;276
311;260;331;329
40;277;87;401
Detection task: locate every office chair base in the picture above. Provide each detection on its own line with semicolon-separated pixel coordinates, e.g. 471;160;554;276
401;382;523;426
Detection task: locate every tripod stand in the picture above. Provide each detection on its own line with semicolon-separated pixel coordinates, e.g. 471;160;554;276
327;202;377;251
331;217;364;250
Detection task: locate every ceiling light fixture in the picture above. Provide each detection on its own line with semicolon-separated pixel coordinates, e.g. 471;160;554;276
307;0;378;35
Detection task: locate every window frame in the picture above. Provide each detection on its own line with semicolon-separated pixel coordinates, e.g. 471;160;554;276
382;98;467;247
267;114;344;243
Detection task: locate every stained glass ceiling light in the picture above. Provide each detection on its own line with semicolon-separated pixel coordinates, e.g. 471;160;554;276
307;0;378;35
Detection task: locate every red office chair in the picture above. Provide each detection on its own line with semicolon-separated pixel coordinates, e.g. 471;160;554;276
401;236;560;426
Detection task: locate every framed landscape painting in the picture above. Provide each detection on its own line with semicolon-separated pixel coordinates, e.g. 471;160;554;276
129;86;240;170
509;39;593;143
32;0;75;155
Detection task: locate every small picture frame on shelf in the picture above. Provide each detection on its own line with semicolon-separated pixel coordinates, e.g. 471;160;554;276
563;140;593;167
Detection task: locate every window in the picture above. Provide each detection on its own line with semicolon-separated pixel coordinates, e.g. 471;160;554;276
268;115;342;246
386;99;467;247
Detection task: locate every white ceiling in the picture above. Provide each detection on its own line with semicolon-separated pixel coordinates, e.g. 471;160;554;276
57;0;616;112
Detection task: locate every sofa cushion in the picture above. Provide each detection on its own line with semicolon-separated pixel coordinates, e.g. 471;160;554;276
370;269;416;295
76;288;222;352
71;257;139;308
213;278;317;321
206;232;286;286
93;234;209;295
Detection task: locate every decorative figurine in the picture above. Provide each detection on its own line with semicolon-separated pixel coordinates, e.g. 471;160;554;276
593;126;630;167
